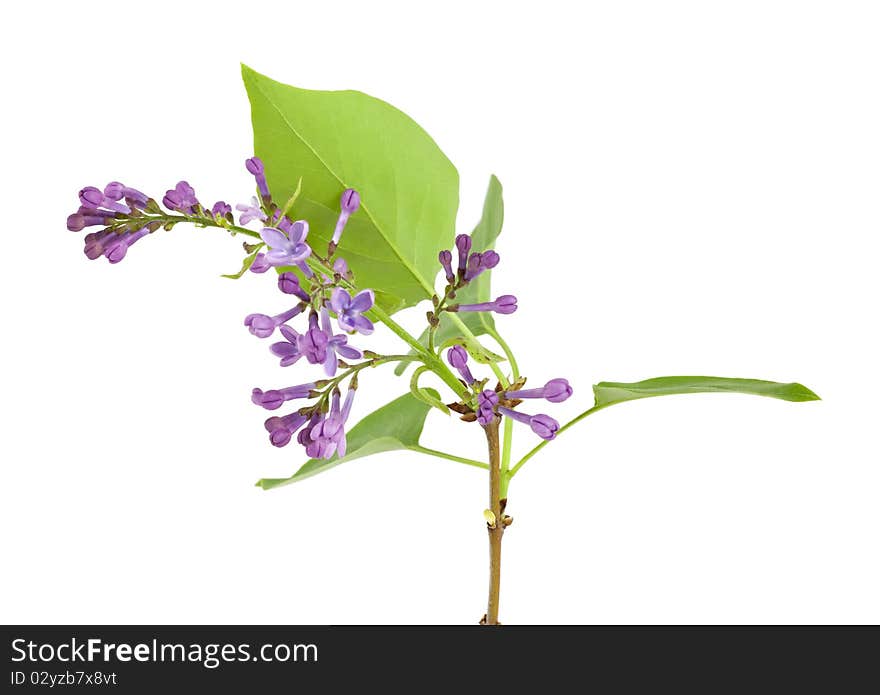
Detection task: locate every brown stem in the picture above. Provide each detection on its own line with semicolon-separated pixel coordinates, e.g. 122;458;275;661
483;419;504;625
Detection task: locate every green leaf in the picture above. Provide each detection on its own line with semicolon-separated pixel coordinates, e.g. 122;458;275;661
242;65;459;314
395;175;504;374
256;390;438;490
221;248;261;279
510;376;820;478
593;376;821;408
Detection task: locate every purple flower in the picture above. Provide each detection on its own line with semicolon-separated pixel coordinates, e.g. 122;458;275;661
250;253;271;274
269;325;303;367
329;287;374;335
162;181;200;214
251;382;316;410
438;250;455;284
331;188;360;246
447;345;474;385
246;157;270;199
318;308;363;376
278;272;310;301
263;412;309;448
307;388;356;459
244;304;304;338
505;378;572;404
236;197;267;226
464;250;500;281
455;234;472;274
454;295;517;315
260;221;311;266
498;407;559;440
477;390;499;425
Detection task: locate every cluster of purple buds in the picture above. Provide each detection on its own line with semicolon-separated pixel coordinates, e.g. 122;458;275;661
67;174;237;264
446;346;571;441
430;233;514;327
66;182;156;263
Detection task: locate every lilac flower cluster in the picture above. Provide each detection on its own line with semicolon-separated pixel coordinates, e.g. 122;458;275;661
67;156;374;461
435;235;571;440
233;159;373;459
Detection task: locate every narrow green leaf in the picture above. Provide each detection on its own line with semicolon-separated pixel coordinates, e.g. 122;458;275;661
593;376;821;408
242;64;459;314
395;175;504;374
510;376;820;478
221;249;261;279
256;390;440;490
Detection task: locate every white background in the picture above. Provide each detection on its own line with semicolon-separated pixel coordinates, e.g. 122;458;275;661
1;1;878;625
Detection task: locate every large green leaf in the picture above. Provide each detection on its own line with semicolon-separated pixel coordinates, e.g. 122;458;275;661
593;376;820;408
242;65;459;314
395;175;504;374
256;390;437;490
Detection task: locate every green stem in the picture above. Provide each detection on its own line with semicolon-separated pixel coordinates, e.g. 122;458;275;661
508;404;604;478
409;446;489;470
488;327;519;498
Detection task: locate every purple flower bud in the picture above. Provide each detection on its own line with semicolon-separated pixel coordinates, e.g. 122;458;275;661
243;304;303;338
477;390;500;425
505;378;573;403
464;249;501;281
249;253;271;274
251;383;316;410
79;186;105;207
447;345;475;385
122;186;149;208
246;157;270;199
299;312;330;364
498;407;559;440
245;157;264;176
455;295;517;315
278;272;311;301
211;201;232;217
67;212;111;232
264;412;309;448
104;182;124;200
79;186;129;214
438;250;455;283
341;188;360;214
528;414;559;440
163;181;199;214
103;227;149;264
455;234;472;273
331;188;361;246
83;230;114;260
